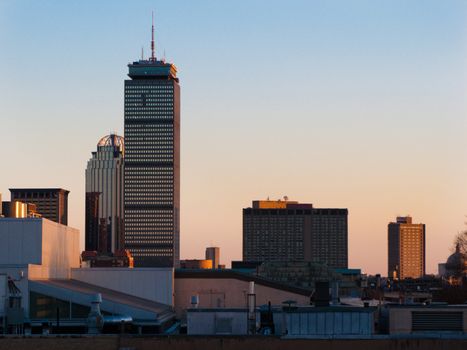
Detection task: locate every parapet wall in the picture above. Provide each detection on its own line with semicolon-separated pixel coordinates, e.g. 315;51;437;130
0;336;466;350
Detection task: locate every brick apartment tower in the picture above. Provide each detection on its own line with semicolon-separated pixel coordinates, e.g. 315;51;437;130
388;216;425;279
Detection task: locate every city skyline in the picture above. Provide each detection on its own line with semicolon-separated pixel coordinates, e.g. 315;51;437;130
1;1;467;274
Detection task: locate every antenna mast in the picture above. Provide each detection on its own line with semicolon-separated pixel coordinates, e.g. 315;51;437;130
151;11;156;62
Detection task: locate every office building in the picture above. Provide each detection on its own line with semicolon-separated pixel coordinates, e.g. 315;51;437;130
9;188;69;224
243;199;348;268
205;247;220;269
85;134;125;253
124;21;180;267
388;216;425;279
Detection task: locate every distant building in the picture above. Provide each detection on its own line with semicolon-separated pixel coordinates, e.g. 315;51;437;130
1;201;40;218
81;250;134;268
180;259;213;269
440;243;467;285
85;192;100;252
438;263;446;277
205;247;220;269
257;261;340;289
124;25;180;268
85;134;124;253
243;199;348;268
388;216;425;279
9;188;69;224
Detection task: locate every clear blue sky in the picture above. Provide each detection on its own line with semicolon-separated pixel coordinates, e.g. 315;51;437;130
1;0;466;274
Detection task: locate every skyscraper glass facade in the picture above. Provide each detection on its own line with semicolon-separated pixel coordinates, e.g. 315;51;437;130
124;60;180;267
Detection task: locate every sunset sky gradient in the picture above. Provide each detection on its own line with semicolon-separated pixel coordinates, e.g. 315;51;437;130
1;0;467;274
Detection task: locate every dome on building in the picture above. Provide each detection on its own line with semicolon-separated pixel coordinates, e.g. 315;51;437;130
97;134;124;153
444;243;467;277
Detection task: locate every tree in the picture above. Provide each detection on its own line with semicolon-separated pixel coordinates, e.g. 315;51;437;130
453;229;467;256
447;229;467;278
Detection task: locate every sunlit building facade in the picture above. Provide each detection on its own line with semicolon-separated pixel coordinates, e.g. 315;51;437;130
243;200;348;269
388;216;425;279
124;47;180;267
85;134;124;253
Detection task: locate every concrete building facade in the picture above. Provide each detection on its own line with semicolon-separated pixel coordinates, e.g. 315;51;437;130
85;134;125;253
0;218;80;316
243;200;348;268
388;216;425;279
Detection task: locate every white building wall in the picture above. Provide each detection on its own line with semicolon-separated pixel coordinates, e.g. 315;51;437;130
28;219;80;279
71;267;174;306
0;218;80;316
0;219;42;265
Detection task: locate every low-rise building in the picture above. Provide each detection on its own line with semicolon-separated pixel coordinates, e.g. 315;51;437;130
175;269;311;319
187;305;376;336
0;218;175;334
385;304;467;335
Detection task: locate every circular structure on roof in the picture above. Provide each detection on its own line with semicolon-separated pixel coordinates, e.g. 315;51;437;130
97;134;124;153
444;244;467;277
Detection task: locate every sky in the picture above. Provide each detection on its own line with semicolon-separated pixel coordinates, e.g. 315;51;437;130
1;0;466;275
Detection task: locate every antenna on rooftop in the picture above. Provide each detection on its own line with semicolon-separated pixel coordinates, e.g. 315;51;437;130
150;11;156;62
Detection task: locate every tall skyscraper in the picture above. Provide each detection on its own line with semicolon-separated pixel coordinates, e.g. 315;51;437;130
388;216;425;279
85;134;125;253
243;199;348;269
9;188;69;224
124;20;180;267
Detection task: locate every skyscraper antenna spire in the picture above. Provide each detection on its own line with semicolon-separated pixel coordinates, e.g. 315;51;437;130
151;11;156;62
